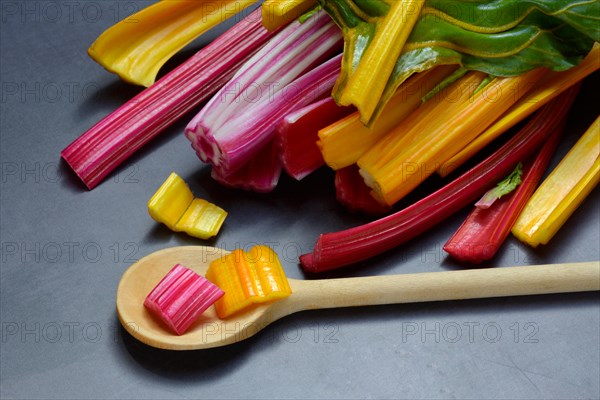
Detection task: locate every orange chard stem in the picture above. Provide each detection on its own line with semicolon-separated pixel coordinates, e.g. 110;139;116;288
359;68;546;206
440;44;600;177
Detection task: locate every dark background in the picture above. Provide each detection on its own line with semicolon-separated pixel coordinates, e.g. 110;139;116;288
1;1;599;398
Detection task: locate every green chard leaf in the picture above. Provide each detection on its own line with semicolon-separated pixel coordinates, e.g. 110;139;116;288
476;162;524;209
320;0;599;125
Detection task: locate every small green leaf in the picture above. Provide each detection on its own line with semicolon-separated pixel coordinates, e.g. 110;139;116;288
476;162;523;209
422;67;468;103
472;75;497;97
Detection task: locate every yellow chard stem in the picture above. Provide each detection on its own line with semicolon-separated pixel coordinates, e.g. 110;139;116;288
262;0;318;31
339;0;425;123
89;0;256;87
512;116;600;247
440;44;600;177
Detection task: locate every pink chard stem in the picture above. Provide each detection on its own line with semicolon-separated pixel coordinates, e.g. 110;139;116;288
335;165;392;216
210;139;282;193
61;9;277;189
185;10;343;176
277;97;354;180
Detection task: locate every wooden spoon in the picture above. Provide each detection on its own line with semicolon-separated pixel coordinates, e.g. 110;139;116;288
116;246;600;350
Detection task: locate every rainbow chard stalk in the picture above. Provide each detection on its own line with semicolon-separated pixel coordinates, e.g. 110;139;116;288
61;9;278;190
321;0;598;124
89;0;256;87
335;166;391;216
357;69;546;206
185;10;343;176
211;140;282;193
326;0;425;125
512;115;600;247
439;44;600;177
276;97;354;180
300;87;580;273
318;65;457;170
443;117;567;264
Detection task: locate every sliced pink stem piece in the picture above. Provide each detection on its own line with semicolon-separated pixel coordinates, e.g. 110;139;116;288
144;264;224;335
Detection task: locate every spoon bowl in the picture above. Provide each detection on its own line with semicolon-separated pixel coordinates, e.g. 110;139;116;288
116;246;277;350
117;246;600;350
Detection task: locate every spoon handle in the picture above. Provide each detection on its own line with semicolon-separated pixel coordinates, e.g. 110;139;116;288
290;261;600;310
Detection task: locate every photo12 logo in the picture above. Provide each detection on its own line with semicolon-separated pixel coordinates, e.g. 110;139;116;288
196;319;340;345
400;321;539;344
1;321;143;344
1;241;140;265
0;1;140;24
1;81;100;104
0;162;140;185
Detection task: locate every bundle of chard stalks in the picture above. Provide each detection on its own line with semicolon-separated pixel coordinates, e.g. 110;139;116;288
62;0;600;272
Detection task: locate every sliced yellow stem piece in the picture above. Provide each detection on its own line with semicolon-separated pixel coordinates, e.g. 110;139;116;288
512;117;600;247
175;199;228;240
359;68;546;205
338;0;425;124
318;65;457;170
147;172;194;231
440;44;600;177
147;172;227;239
206;245;292;318
89;0;256;87
262;0;318;31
